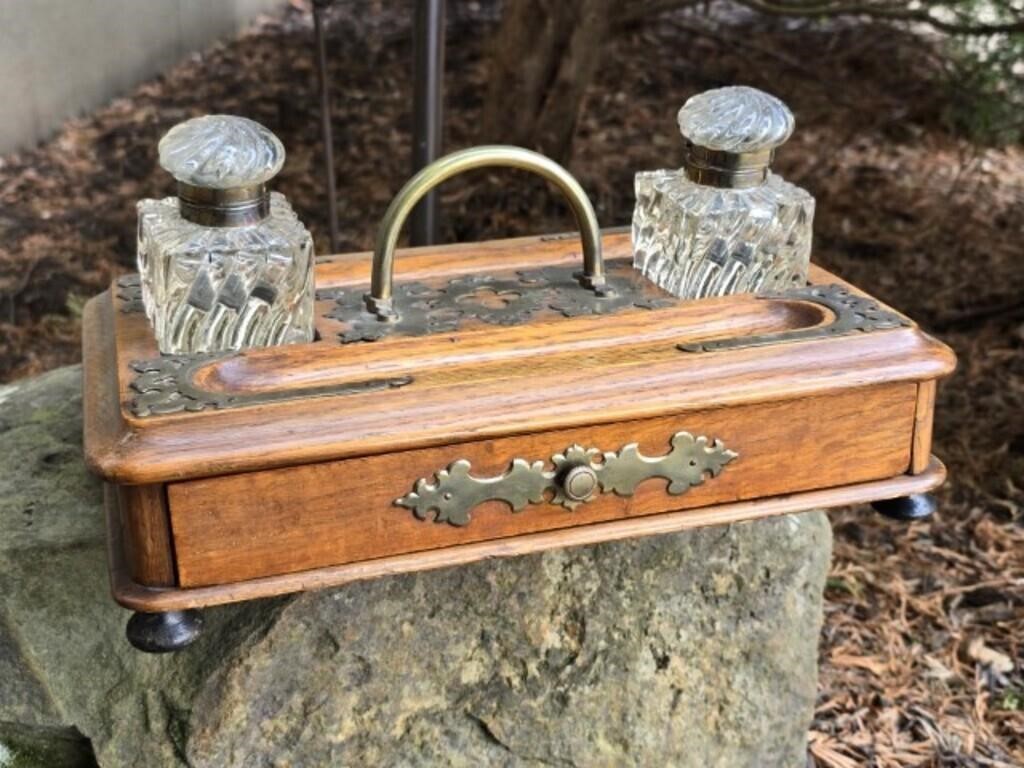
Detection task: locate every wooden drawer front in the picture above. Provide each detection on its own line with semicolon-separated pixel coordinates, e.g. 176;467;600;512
168;382;916;587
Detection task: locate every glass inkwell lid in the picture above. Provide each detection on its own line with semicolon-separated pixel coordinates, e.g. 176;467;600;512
158;114;287;226
676;85;795;189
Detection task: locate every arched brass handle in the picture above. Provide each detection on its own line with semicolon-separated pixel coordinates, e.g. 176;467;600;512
364;145;612;321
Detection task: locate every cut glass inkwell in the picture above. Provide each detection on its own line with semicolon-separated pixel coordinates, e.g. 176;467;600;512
137;115;315;354
633;86;815;299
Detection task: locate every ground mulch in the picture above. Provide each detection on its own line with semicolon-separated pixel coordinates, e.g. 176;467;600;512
0;1;1020;765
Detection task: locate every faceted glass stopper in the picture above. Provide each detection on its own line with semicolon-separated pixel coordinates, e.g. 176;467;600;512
676;86;794;153
158;115;285;189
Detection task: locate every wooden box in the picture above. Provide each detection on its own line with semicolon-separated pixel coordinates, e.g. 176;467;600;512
83;228;954;651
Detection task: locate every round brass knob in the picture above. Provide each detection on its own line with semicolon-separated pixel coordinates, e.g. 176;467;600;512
562;465;599;503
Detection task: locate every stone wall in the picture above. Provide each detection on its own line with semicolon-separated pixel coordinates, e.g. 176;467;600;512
0;366;831;767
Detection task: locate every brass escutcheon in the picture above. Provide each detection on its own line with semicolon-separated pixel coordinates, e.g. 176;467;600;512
396;432;738;527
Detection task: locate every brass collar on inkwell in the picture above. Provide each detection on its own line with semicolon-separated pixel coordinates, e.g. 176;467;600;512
682;143;774;190
158;114;284;228
678;85;795;190
175;181;270;227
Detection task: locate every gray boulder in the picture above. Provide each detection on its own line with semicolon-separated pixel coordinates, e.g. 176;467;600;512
0;366;831;767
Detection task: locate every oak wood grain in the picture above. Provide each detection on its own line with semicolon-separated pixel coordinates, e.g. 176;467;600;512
82;292;126;483
83;244;954;485
911;380;937;475
107;458;948;612
117;484;176;586
168;382;917;586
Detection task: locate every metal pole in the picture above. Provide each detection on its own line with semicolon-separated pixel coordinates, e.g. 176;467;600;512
314;0;340;253
410;0;445;246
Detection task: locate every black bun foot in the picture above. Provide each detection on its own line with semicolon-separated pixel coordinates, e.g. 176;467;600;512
871;493;937;522
126;609;204;653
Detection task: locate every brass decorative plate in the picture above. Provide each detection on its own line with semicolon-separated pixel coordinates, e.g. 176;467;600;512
322;262;673;343
678;283;910;353
120;278;910;417
396;431;737;526
116;274;145;314
127;356;412;417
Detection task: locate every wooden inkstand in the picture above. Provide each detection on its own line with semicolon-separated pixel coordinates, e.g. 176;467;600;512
83;148;955;652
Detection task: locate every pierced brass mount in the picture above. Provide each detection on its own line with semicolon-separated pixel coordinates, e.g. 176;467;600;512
116;274;145;314
364;145;614;322
128;356;411;417
324;262;671;343
678;283;910;352
396;431;738;527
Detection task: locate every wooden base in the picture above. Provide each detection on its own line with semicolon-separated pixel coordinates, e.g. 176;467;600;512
106;458;945;614
86;231;955;644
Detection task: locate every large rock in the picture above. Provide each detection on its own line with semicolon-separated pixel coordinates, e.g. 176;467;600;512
0;366;832;768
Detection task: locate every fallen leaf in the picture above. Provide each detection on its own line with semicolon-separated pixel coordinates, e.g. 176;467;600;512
967;637;1015;675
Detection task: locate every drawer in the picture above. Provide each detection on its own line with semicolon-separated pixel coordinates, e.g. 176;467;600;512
166;382;917;587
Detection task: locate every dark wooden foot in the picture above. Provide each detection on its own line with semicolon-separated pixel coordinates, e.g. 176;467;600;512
126;610;203;653
871;492;936;522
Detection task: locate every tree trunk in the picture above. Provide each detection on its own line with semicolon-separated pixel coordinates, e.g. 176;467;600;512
482;0;613;165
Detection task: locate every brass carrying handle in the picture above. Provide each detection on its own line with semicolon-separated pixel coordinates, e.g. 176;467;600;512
364;145;611;320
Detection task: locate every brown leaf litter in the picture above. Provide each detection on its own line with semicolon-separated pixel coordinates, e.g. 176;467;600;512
0;2;1020;764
